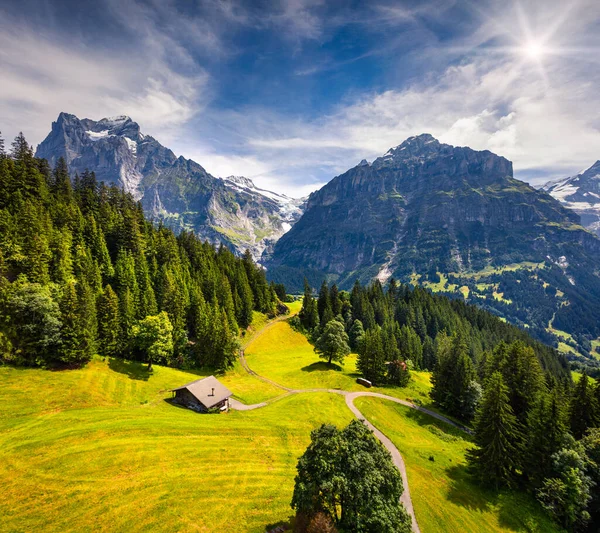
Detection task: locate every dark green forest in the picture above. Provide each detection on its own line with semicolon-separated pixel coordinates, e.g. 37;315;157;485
0;133;281;371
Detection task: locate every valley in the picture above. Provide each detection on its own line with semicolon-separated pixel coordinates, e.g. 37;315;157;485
0;308;560;533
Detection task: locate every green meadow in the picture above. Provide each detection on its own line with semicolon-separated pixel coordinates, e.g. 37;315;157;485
355;397;561;533
0;359;352;533
0;308;563;532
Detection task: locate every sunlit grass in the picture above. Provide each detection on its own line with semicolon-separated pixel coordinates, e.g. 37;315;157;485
0;359;352;533
355;397;561;533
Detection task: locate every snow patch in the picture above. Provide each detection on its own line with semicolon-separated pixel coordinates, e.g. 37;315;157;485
124;137;137;155
282;222;292;233
87;130;109;141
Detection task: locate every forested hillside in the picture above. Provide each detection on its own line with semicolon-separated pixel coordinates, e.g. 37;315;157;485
300;279;600;530
299;278;570;385
0;133;281;370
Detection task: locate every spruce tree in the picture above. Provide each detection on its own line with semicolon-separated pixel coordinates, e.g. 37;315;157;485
59;281;92;365
97;284;121;357
299;278;319;330
524;391;567;487
317;280;332;325
467;372;522;489
570;374;599;439
329;283;342;317
357;327;387;384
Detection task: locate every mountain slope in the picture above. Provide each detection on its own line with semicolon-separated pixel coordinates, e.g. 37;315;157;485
267;134;600;365
35;113;303;260
543;161;600;236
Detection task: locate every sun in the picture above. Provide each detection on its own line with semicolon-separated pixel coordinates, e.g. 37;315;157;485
522;40;546;60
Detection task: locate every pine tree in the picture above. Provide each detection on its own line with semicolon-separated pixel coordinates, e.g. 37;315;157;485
467;372;523;489
422;336;436;370
570;374;599;439
317;280;332;325
299;279;319;330
97;285;121;357
348;319;365;352
524;391;568;487
329;283;342;317
58;281;93;365
357;327;387;384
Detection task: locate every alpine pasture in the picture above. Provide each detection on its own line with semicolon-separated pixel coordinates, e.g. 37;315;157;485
0;307;561;532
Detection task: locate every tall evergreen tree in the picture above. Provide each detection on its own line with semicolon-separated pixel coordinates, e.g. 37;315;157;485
299;278;319;330
357;326;387;384
467;372;523;489
317;280;332;325
97;284;121;357
524;391;568;487
570;374;599;439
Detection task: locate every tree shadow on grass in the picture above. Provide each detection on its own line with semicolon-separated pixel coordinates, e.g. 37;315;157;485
108;357;151;381
265;516;294;532
301;361;343;372
445;464;494;514
404;406;470;440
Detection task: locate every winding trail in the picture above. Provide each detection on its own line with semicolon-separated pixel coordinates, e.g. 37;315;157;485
233;314;471;533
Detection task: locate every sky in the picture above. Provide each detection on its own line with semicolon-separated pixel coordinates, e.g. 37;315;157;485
1;0;600;197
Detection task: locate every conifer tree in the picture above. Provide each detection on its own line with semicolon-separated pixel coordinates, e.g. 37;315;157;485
570;374;599;439
299;278;319;330
524;391;568;487
348;319;365;352
97;284;121;357
329;283;342;317
357;326;387;384
317;280;332;325
59;281;93;365
467;372;522;489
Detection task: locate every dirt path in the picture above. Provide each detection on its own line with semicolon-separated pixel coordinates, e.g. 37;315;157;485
233;312;471;533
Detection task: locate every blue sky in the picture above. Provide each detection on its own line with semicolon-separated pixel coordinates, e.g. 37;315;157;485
1;0;600;196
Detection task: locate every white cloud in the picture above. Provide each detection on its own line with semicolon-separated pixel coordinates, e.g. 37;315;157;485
0;7;208;149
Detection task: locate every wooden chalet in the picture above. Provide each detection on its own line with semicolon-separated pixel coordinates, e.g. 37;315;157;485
170;376;232;413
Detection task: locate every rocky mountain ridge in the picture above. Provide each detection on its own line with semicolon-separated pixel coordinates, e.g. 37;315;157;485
543;161;600;236
35;113;304;260
267;134;600;364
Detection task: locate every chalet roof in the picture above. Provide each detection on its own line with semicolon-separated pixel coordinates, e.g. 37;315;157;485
171;376;232;408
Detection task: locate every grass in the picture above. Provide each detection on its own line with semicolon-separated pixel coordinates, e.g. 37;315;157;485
0;303;561;532
244;318;440;411
0;359;353;533
355;397;562;533
448;261;545;281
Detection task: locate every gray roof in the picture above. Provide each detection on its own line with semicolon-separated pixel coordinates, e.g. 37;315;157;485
171;376;233;408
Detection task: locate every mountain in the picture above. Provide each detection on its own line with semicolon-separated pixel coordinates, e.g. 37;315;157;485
267;134;600;366
35;113;304;260
542;161;600;236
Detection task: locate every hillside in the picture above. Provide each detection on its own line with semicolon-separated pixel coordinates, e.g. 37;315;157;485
0;311;563;533
35;113;304;260
267;135;600;366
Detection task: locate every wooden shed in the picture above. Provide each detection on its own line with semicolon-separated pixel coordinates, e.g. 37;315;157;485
170;376;232;413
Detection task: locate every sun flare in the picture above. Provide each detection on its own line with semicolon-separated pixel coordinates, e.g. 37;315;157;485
523;40;546;59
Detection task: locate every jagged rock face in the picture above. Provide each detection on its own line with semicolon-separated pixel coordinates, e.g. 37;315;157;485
543;161;600;236
35;113;304;260
268;134;600;286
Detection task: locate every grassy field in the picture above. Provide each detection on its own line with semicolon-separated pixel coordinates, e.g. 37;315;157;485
355;397;561;533
0;303;561;533
0;359;353;533
244;318;434;406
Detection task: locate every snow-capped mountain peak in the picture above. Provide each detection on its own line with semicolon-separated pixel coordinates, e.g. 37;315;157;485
543;160;600;235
